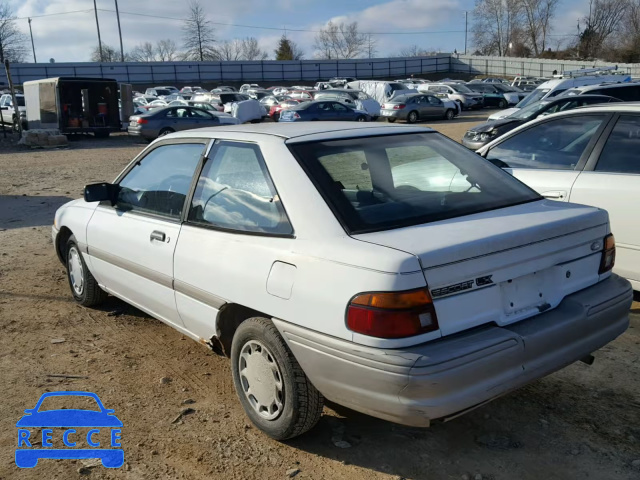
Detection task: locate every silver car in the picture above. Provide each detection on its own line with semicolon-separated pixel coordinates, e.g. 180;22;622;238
380;93;458;123
420;83;485;110
128;106;230;141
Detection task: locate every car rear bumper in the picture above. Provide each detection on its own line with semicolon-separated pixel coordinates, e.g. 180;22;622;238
127;126;156;139
274;274;631;427
379;109;406;120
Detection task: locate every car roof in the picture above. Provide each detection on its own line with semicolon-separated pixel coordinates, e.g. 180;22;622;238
566;82;639;91
169;122;434;142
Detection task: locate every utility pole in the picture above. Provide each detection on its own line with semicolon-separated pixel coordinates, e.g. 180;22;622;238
464;11;468;55
114;0;125;62
28;18;37;63
93;0;104;62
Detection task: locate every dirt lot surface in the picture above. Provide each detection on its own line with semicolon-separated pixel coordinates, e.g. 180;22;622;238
1;113;639;480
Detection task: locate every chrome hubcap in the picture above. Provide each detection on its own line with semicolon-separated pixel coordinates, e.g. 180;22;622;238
68;247;84;296
238;341;284;420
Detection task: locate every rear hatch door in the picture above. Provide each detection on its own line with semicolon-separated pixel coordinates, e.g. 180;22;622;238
353;200;609;336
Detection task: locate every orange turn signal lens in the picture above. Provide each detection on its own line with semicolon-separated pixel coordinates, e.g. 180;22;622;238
350;288;433;310
599;233;616;274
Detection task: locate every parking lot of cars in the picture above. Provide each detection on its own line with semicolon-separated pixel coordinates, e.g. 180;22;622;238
1;97;639;478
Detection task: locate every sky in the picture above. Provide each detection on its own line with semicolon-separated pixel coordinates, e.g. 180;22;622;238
9;0;590;63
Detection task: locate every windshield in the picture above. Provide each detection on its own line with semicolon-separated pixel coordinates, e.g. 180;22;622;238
288;133;540;234
495;84;522;93
449;84;473;94
516;88;550;108
507;100;550;119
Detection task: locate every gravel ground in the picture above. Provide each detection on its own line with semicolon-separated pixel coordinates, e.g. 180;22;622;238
1;113;639;480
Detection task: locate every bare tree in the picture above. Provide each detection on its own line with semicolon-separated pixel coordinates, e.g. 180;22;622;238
214;39;243;61
397;45;435;57
157;39;179;61
365;34;378;58
182;0;216;61
129;42;156;62
519;0;559;55
579;0;630;58
90;44;120;62
0;2;27;63
314;21;367;59
241;37;268;60
472;0;524;56
274;34;304;60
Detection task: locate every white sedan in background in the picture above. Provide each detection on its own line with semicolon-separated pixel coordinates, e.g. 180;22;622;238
52;123;630;440
477;103;640;291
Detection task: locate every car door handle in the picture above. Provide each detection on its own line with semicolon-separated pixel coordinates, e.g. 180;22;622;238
150;230;166;242
541;191;566;200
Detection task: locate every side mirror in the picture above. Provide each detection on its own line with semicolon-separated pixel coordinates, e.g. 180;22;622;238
0;106;7;110
84;183;119;205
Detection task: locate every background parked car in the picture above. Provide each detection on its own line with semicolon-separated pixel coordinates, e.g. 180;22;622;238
279;101;370;122
477;103;640;290
313;89;381;118
144;88;172;98
462;95;621;149
268;98;308;121
419;83;484;110
0;93;27;131
128;106;234;141
380;93;458;123
561;82;640;101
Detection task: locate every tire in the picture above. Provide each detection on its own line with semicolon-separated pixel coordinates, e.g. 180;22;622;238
498;99;507;109
386;117;397;123
65;235;107;307
356;115;366;122
407;110;418;124
231;317;324;440
444;109;456;121
158;127;174;137
12;117;21;133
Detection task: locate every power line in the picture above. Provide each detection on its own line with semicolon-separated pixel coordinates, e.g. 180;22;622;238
14;9;94;21
96;8;465;35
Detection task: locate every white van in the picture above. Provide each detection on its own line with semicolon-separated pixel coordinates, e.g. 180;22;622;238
489;73;631;120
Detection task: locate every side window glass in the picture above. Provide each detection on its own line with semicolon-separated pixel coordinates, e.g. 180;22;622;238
428;96;441;105
486;115;606;170
116;143;204;219
332;103;348;112
596;116;640;174
191;109;213;119
188;143;292;235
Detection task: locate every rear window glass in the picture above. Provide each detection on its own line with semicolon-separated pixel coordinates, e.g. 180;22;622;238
289;133;540;234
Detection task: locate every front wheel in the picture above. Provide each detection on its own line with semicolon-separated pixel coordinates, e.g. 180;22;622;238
444;109;456;120
66;235;107;307
231;317;324;440
497;99;507;109
356;115;367;122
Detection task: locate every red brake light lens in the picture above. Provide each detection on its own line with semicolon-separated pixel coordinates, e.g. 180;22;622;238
393;104;406;110
136;118;148;124
347;288;439;339
599;233;616;274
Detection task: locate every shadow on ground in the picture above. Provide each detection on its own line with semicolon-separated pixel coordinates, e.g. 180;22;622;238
0;195;73;230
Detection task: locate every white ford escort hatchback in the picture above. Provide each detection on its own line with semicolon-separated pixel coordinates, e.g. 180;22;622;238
52;123;632;440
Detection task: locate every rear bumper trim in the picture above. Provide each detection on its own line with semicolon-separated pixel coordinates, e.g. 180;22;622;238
273;274;632;427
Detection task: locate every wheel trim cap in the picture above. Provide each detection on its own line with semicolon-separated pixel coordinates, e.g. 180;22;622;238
239;340;284;420
68;247;84;295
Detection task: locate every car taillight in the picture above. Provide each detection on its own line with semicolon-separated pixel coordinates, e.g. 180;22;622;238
599;233;616;274
393;104;406;110
292;112;301;119
137;118;148;124
347;288;439;338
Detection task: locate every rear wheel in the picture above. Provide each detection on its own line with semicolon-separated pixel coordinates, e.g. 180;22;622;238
231;317;324;440
497;99;507;109
386;117;397;123
158;127;174;137
407;110;419;124
356;115;366;122
444;109;456;120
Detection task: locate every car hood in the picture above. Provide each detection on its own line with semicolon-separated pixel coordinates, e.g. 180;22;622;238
468;118;519;133
16;410;123;428
488;107;519;120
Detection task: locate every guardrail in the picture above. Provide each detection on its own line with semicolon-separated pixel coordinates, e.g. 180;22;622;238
5;56;451;85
